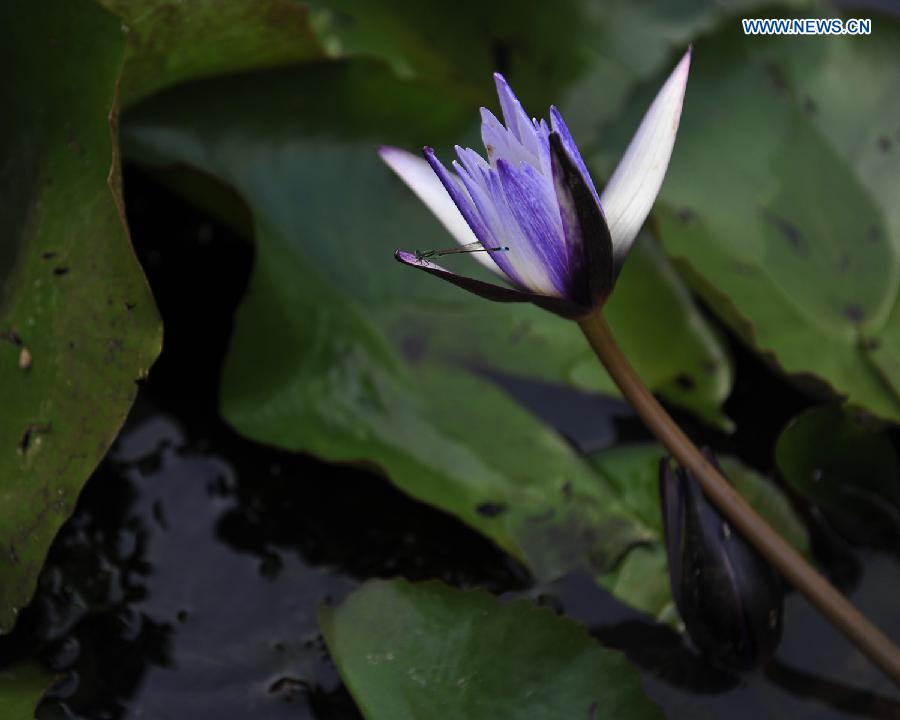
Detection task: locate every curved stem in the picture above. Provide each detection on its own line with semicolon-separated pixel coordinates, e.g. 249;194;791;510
578;308;900;686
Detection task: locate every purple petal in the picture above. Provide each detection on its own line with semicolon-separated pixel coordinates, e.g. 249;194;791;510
380;146;500;275
533;118;553;176
450;159;499;246
393;251;583;317
493;73;542;159
480;166;556;294
423;147;494;249
549;106;601;207
496;159;569;296
480;108;539;168
453;145;490;178
452;157;524;286
548;132;613;307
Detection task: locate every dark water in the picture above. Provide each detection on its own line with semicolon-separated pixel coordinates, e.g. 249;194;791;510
1;168;898;718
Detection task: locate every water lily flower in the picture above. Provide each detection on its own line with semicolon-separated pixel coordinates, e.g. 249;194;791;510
380;49;691;317
660;450;784;672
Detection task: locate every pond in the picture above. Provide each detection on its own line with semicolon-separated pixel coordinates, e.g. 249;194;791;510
2;170;897;719
4;2;900;716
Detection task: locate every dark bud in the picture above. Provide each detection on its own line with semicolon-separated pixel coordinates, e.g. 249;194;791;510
660;450;784;672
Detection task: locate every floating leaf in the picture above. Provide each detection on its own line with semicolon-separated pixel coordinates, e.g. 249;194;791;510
98;0;328;107
320;579;663;720
776;403;900;547
597;13;900;420
0;0;161;633
0;662;50;719
304;0;588;107
104;0;586;115
561;0;804;142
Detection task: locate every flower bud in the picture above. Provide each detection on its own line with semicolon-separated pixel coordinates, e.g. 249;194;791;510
660;451;784;672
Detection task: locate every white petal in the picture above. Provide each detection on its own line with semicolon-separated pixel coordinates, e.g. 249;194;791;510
378;146;499;274
600;48;691;269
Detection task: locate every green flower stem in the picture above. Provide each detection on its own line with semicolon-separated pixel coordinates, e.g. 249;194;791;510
578;307;900;686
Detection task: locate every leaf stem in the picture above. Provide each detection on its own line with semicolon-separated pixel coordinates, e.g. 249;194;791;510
578;307;900;686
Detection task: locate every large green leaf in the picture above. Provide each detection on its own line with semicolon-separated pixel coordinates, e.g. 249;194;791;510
0;663;49;719
561;0;805;143
320;579;663;720
98;0;328;107
102;0;585;114
123;57;733;583
305;0;588;107
596;11;900;420
775;403;900;547
592;444;810;621
305;0;799;146
605;232;732;428
773;21;900;408
0;0;161;633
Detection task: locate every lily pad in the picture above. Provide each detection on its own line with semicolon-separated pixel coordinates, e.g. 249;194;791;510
603;233;732;429
0;0;161;633
319;578;663;720
596;13;900;421
304;0;588;107
98;0;328;108
104;0;588;114
304;0;799;146
0;663;49;719
592;443;810;621
561;0;804;142
775;403;900;547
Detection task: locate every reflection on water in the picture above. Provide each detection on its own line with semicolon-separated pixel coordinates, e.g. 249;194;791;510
19;404;900;719
25;404;527;719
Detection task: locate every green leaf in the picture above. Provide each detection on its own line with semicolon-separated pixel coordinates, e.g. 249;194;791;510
305;0;800;147
598;13;900;421
772;20;900;409
775;403;900;547
98;0;328;107
319;579;663;720
305;0;588;107
560;0;806;147
0;0;161;632
604;233;732;429
123;57;732;584
592;444;810;621
0;663;50;719
103;0;584;114
222;276;652;579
